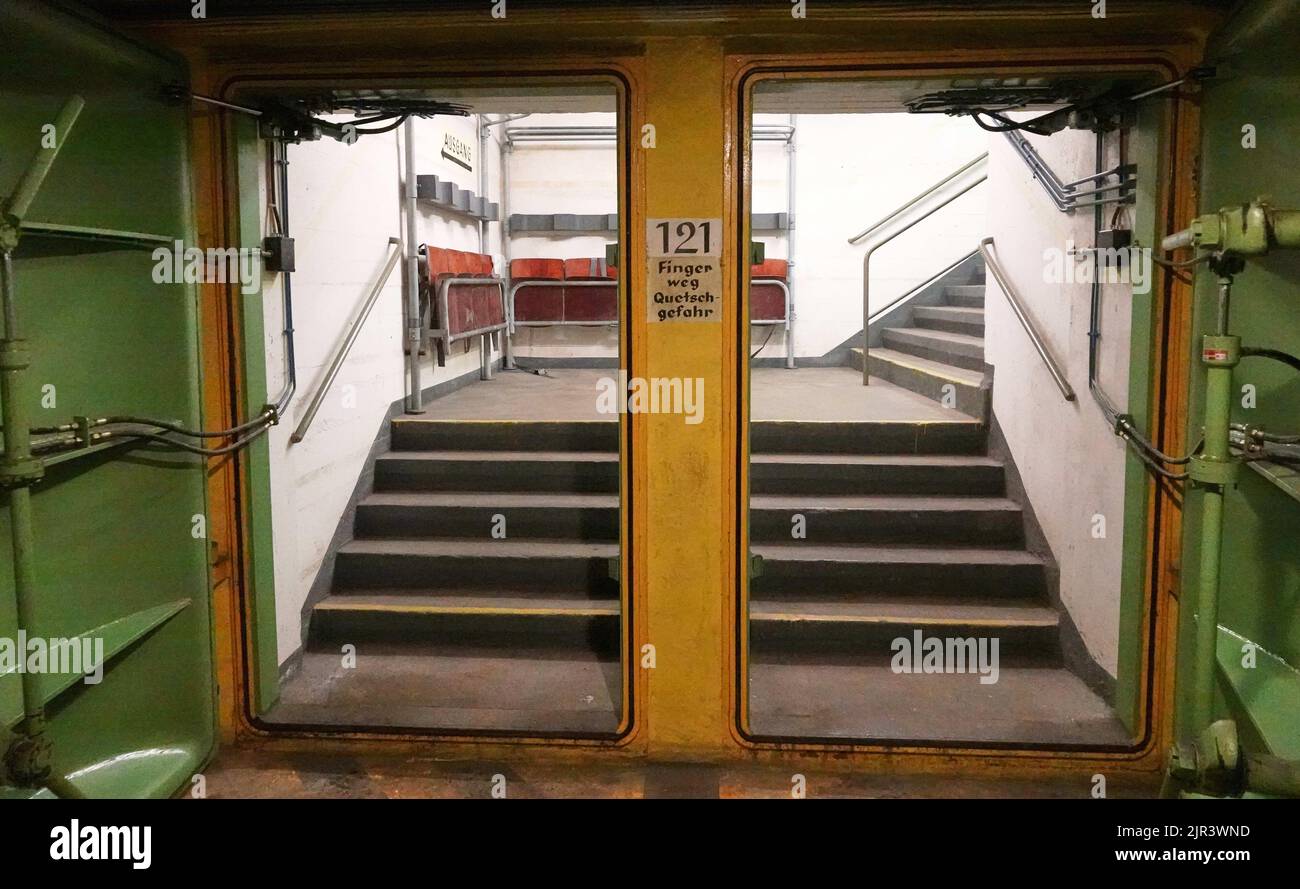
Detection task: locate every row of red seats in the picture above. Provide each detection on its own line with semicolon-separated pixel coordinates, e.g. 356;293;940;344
509;257;791;324
510;258;618;324
421;245;507;341
420;247;790;338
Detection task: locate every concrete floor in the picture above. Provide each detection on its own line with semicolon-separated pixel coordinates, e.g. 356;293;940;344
268;646;621;734
427;366;973;422
197;747;1160;799
749;662;1130;747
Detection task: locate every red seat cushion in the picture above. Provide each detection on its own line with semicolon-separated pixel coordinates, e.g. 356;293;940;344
510;258;564;322
751;258;788;280
751;259;788;321
423;246;503;335
563;257;618;322
510;258;564;280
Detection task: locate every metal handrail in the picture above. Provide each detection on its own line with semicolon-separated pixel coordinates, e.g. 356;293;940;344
847;153;987;246
979;237;1075;402
854;155;989;384
867;247;981;327
290;237;403;443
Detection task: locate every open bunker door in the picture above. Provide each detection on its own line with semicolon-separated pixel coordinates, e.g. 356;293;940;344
0;2;217;797
1161;0;1300;797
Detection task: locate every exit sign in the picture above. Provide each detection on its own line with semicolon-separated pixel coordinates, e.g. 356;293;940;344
442;132;473;171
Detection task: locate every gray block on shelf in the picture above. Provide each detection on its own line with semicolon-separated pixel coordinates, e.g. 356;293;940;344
752;212;789;230
507;212;617;233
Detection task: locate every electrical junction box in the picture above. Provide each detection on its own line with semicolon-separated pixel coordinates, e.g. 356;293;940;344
262;235;295;273
1097;228;1132;250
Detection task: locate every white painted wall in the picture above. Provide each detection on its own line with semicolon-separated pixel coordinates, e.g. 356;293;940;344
503;112;619;359
984;127;1133;677
261;112;497;666
752;112;988;358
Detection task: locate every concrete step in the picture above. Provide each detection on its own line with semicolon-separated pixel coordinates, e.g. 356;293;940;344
751;543;1045;598
356;491;618;540
852;348;987;421
912;305;985;336
881;327;985;371
750;453;1004;496
309;592;619;653
749;494;1023;545
375;450;618;493
945;284;986;308
391;419;617;453
333;538;619;592
750;420;984;455
749;598;1060;664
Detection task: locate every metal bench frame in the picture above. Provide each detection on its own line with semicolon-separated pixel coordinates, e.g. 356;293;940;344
428;275;508;380
749;276;795;369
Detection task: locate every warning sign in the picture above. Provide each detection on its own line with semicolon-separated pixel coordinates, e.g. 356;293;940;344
646;218;722;323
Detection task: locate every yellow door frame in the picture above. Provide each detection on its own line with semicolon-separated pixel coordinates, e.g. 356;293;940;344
724;51;1199;776
143;4;1207;781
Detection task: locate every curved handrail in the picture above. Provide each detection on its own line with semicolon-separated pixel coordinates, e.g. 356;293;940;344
854;155;989;384
979;237;1075;402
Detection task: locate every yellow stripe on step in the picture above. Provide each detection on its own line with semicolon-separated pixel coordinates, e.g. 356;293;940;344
315;602;617;617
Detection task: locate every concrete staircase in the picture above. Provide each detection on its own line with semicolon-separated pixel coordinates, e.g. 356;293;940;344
282;419;623;734
850;260;989;419
749;418;1060;663
747;415;1125;745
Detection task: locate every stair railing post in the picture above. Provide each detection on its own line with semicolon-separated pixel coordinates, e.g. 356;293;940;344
850;155;989;388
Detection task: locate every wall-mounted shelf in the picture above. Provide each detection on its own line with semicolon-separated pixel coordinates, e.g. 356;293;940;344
752;212;790;231
416;175;499;222
1243;453;1300;505
506;212;791;234
508;213;618;234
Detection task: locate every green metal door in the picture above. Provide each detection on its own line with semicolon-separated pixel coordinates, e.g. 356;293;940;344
0;1;217;798
1174;0;1300;760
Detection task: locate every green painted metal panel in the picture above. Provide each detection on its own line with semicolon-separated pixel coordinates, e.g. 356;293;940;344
0;0;217;797
1178;0;1300;747
234;116;282;714
1112;101;1166;736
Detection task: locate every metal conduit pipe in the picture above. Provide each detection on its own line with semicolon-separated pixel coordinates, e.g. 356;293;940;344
271;138;297;418
500;129;514;368
402;118;424;413
1087;129;1126;427
0;94;87;798
1002;131;1134;213
784;113;797;369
